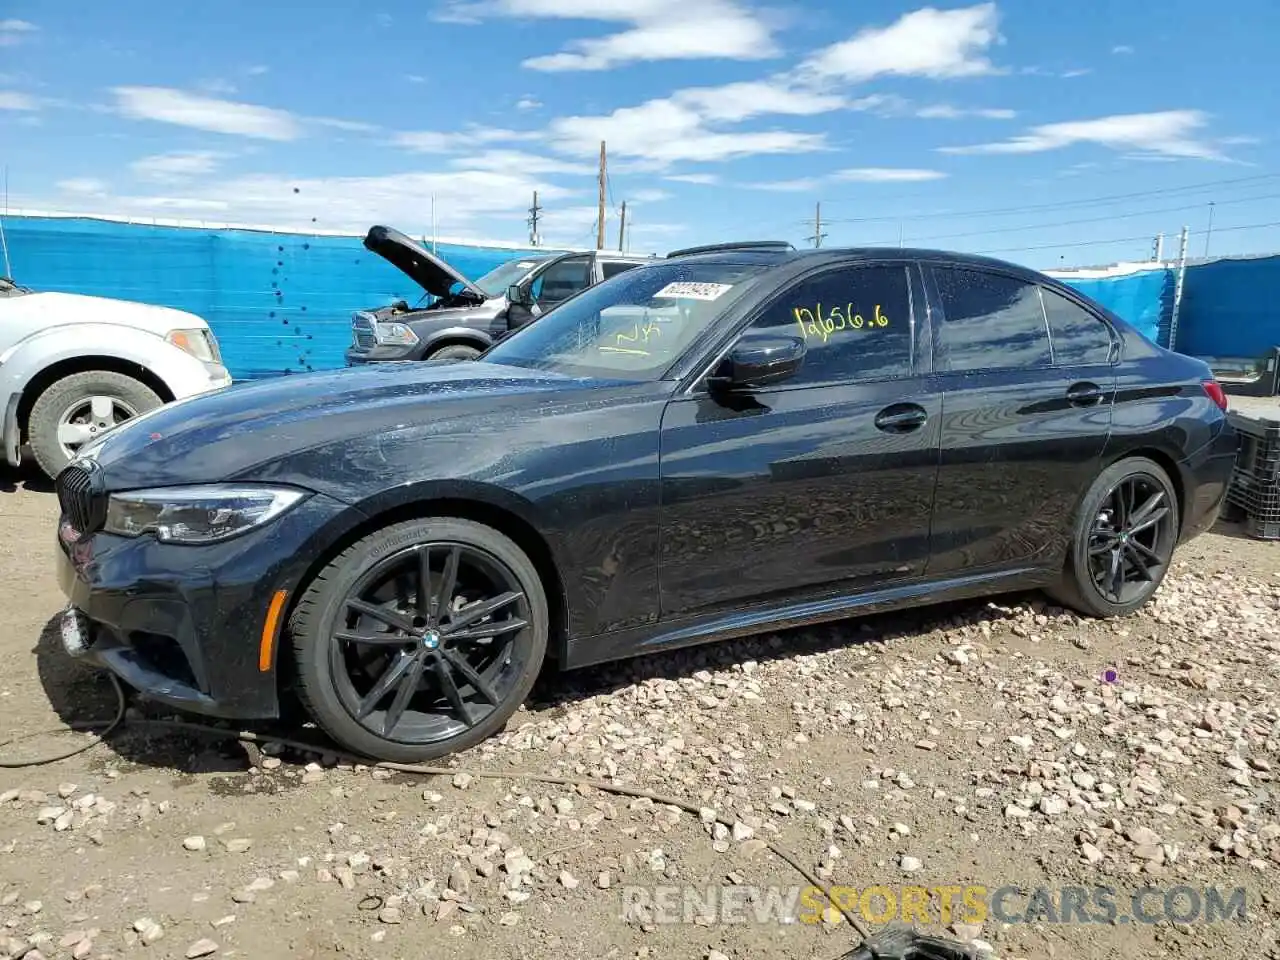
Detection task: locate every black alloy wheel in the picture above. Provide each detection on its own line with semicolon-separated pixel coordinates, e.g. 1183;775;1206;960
291;518;548;762
1051;457;1180;618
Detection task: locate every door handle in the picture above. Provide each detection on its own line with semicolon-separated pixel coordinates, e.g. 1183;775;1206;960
1066;382;1104;407
874;403;928;433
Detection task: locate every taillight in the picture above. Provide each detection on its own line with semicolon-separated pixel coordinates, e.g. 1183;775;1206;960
1201;379;1228;412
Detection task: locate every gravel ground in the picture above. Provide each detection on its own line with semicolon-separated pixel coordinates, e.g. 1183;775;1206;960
1;463;1278;960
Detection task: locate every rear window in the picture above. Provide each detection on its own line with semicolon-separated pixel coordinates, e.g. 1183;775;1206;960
934;268;1052;372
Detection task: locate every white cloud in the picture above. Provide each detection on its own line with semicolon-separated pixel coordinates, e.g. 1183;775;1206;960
405;74;427;84
308;116;380;133
516;97;542;110
915;104;1015;120
0;19;36;47
447;149;596;176
1112;44;1134;54
197;78;238;96
673;80;846;124
130;151;225;182
750;178;822;192
801;2;1000;83
0;91;38;111
393;126;538;153
940;110;1225;160
833;167;947;182
548;98;828;166
112;87;303;141
664;173;719;185
1061;68;1092;78
57;178;108;195
442;0;778;71
246;65;270;76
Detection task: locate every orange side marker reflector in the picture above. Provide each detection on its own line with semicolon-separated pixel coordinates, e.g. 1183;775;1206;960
259;590;289;672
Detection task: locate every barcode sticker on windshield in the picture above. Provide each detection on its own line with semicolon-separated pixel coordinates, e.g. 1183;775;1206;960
653;281;734;301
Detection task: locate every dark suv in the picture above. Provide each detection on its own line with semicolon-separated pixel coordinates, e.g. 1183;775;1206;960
345;225;651;364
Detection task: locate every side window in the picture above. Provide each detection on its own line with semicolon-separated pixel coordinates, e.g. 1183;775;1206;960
933;268;1052;372
531;257;592;303
1040;287;1114;365
601;261;639;280
740;265;914;385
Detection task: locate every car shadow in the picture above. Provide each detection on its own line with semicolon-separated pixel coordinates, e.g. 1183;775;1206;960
1209;515;1274;543
31;616;265;776
29;593;1041;777
0;460;54;494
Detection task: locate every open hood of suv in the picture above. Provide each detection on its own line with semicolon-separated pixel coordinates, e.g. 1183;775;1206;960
363;225;486;301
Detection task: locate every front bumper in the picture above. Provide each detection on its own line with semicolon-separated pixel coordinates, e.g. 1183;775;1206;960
54;492;352;719
344;343;423;365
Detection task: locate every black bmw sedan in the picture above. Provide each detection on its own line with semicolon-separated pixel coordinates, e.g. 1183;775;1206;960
53;243;1237;762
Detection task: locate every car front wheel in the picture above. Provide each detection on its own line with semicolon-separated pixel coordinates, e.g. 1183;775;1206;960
289;518;548;762
1050;456;1180;618
28;370;163;478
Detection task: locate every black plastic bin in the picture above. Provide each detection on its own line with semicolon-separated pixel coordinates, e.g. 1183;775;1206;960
1225;406;1280;540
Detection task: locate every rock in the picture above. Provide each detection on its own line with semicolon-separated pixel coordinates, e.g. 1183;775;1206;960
498;912;520;926
1080;842;1105;864
740;839;768;859
952;923;983;942
1072;771;1097;790
185;939;218;958
899;855;923;874
891;823;911;836
247;877;275;892
72;939;93;960
559;871;579;890
133;918;164;946
1039;796;1068;817
223;838;253;854
452;773;474;790
915;740;937;751
448;862;471;896
379;907;403;924
1004;804;1030;819
183;836;206;852
58;783;77;799
731;821;754;842
596;872;612;889
59;931;87;948
1126;825;1162;846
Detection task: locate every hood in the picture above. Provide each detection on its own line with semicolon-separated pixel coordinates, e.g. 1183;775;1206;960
84;360;583;487
364;225;486;301
3;291;208;336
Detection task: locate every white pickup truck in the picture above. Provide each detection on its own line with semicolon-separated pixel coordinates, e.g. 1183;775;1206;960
1;276;232;479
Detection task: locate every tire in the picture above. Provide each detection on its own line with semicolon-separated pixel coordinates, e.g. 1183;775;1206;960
427;343;482;361
27;370;163;478
1048;456;1181;618
289;517;548;762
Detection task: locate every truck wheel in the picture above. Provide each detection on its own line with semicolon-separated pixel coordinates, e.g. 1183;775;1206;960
427;344;482;361
28;371;163;478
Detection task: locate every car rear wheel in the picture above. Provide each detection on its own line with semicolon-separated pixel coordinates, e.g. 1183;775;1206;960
1049;457;1180;618
289;518;548;762
27;370;163;479
428;344;482;361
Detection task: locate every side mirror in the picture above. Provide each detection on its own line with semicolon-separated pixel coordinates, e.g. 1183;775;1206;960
507;283;531;307
710;336;806;390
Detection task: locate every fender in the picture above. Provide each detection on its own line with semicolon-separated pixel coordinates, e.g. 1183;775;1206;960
418;325;498;356
1;323;228;467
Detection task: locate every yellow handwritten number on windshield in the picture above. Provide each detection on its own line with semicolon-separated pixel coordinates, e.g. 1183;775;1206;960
793;304;888;343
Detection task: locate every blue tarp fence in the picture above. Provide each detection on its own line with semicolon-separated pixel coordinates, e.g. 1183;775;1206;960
4;215;1278;378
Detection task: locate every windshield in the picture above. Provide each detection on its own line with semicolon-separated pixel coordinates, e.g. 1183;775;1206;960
483;260;767;380
473;257;549;298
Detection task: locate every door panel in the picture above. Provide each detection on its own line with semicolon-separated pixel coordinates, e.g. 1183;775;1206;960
658;384;940;617
657;261;939;619
925;266;1116;575
928;366;1116;574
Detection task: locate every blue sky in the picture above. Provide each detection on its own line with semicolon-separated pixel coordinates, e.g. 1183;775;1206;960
2;0;1279;267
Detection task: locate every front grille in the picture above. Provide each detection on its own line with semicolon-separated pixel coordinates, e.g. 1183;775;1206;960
55;462;107;536
352;314;377;350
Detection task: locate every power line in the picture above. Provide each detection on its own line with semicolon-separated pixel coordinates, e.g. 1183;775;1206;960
874;191;1280;246
973;217;1280;256
816;172;1280;225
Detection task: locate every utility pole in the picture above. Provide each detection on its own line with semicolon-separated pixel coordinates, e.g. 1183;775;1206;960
1170;225;1190;352
807;201;826;248
617;201;627;251
527;190;542;246
1203;201;1215;258
1151;233;1164;262
596;141;607;250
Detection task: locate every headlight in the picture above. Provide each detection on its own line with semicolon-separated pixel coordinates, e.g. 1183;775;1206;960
104;485;308;544
166;328;223;364
374;321;419;346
